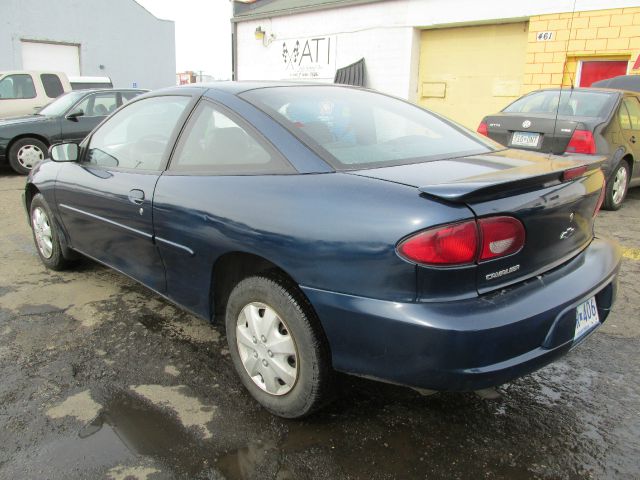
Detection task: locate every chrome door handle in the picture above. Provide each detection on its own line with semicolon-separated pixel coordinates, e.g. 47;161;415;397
128;189;145;205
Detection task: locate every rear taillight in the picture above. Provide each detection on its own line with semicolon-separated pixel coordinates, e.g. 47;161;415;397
397;221;477;266
397;216;525;266
562;165;588;182
566;130;596;154
477;216;525;261
477;121;489;137
594;182;605;217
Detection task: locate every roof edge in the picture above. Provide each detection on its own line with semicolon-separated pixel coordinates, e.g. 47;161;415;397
232;0;386;22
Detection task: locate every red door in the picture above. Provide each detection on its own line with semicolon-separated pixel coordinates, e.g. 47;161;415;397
579;60;628;87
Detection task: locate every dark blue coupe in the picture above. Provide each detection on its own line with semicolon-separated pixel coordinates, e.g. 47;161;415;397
25;83;621;418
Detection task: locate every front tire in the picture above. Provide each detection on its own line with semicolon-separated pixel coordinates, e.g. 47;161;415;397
9;137;48;175
30;194;72;271
604;160;630;211
225;275;332;418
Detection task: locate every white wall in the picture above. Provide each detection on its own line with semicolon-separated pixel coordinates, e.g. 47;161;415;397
0;0;176;90
236;0;640;100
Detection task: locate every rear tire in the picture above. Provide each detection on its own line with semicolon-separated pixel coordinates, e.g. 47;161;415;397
30;194;72;271
225;275;333;418
604;160;630;211
9;137;48;175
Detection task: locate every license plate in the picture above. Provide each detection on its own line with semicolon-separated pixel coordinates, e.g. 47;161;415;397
511;131;540;147
574;296;599;340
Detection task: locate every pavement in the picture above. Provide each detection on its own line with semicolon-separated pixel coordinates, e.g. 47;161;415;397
0;170;638;479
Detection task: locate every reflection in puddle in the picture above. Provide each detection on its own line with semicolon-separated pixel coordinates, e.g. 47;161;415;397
79;392;212;477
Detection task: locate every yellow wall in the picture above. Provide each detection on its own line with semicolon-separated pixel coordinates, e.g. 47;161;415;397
418;23;528;129
523;7;640;93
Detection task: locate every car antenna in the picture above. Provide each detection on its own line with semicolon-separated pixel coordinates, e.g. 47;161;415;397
551;0;578;157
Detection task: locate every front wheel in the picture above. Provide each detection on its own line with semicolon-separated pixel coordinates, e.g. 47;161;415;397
225;275;333;418
9;137;48;175
604;161;630;210
30;194;73;271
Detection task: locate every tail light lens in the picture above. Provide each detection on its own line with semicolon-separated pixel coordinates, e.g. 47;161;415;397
566;130;596;154
478;216;526;261
594;182;605;217
562;165;588;182
398;216;525;266
397;220;478;265
477;121;489;137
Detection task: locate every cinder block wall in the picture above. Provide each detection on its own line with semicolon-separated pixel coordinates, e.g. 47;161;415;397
522;7;640;93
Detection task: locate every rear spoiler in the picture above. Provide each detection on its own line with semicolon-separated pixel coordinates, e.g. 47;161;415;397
419;155;606;204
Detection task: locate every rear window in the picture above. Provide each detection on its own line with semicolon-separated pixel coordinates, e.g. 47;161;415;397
503;90;614;117
41;74;64;98
240;86;497;170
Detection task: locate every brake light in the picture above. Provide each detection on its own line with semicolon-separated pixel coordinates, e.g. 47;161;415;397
397;221;478;265
594;182;605;217
477;121;489;137
562;165;588;182
397;216;525;266
566;130;596;154
478;216;525;261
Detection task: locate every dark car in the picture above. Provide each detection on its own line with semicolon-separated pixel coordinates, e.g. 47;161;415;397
0;88;146;174
592;74;640;92
477;88;640;210
24;83;620;418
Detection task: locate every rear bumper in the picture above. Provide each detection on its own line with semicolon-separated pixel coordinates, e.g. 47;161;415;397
302;237;621;391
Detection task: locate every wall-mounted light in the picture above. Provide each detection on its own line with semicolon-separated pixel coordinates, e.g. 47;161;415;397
254;26;275;47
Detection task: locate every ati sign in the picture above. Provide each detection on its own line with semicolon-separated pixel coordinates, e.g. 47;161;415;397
275;36;336;80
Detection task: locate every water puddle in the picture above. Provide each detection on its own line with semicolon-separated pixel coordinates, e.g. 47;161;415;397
79;392;215;477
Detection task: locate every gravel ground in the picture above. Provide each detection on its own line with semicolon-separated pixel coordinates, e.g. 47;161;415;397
0;170;638;480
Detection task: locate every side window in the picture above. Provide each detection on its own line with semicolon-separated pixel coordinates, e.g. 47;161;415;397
0;74;36;99
73;92;119;117
40;74;64;98
170;101;293;174
623;97;640;130
619;103;631;130
121;91;142;104
85;96;190;171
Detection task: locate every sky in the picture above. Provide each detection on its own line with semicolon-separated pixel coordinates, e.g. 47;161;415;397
135;0;233;80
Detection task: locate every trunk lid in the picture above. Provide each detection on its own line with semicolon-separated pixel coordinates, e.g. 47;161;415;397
351;149;605;294
483;113;592;154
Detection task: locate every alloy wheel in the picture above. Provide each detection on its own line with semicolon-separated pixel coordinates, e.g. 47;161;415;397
612;165;628;206
31;207;53;258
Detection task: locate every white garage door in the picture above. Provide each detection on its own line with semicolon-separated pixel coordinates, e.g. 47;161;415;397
21;41;80;76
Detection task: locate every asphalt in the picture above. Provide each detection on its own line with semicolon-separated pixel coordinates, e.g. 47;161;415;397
0;169;638;480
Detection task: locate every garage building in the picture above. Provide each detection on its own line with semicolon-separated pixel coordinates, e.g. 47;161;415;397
232;0;640;129
0;0;176;90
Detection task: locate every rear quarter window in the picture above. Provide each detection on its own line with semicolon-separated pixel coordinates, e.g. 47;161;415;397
504;90;614;117
40;74;64;98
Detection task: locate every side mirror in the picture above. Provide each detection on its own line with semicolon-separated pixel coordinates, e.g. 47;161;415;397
66;109;84;122
50;143;79;162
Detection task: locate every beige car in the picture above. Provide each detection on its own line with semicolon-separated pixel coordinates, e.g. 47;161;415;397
0;71;72;118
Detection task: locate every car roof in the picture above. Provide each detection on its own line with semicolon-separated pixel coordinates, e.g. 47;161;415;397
530;86;636;96
149;81;354;97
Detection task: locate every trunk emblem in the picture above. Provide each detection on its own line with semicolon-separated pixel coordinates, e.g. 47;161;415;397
522;120;532;128
569;212;575;222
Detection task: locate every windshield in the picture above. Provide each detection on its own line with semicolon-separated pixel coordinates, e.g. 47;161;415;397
240;86;497;170
503;90;614;117
38;91;85;116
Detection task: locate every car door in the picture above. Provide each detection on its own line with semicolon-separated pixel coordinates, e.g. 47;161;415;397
619;96;640;182
55;94;194;292
152;99;296;316
60;91;119;143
